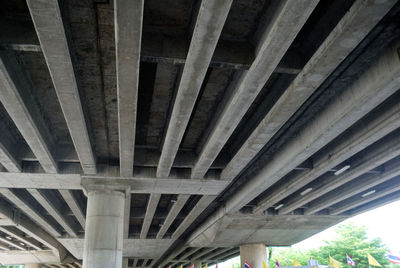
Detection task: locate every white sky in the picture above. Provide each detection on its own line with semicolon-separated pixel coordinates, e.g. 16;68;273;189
208;200;400;268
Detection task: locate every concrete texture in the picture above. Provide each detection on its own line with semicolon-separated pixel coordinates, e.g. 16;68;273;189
115;0;143;177
240;244;266;268
191;0;319;179
157;0;233;178
82;189;125;268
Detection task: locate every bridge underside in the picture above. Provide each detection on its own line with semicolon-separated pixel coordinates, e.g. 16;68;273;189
0;0;400;267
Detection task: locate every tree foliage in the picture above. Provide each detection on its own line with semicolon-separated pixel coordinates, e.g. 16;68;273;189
270;223;389;267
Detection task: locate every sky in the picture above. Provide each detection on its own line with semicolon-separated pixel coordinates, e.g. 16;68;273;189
208;200;400;268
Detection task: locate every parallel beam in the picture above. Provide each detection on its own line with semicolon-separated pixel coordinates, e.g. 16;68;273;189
0;122;21;172
172;195;215;239
157;0;233;177
279;131;400;214
303;158;400;215
0;189;61;237
0;226;42;250
27;0;97;174
220;0;397;181
27;189;77;237
191;0;319;179
58;190;85;229
0;236;26;250
0;52;57;173
224;40;400;213
157;195;190;239
330;177;400;215
253;92;400;214
140;194;161;239
115;0;144;177
124;192;131;239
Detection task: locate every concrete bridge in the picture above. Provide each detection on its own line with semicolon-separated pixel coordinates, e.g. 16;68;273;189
0;0;399;267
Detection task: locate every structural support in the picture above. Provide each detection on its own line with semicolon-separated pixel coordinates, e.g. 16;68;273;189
157;0;233;177
25;264;42;268
82;188;126;268
220;0;397;181
140;194;161;239
191;0;319;179
240;244;266;268
0;52;57;173
27;0;97;174
193;260;202;268
115;0;144;177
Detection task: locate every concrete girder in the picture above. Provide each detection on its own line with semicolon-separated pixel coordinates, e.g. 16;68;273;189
156;0;233;178
124;191;131;239
140;194;161;239
0;189;61;237
18;145;228;170
220;0;397;182
0;226;42;250
185;40;400;247
26;0;97;175
253;92;400;214
58;190;85;229
0;236;26;250
27;189;77;237
172;195;216;239
157;195;190;239
0;121;21;172
0;52;57;173
303;157;400;215
115;0;144;177
224;40;400;214
330;177;400;215
178;247;201;261
347;190;400;217
190;0;319;179
279;130;400;214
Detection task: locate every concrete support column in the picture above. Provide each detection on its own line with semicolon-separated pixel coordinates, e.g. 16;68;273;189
123;258;129;268
82;189;126;268
24;264;42;268
240;244;267;268
193;260;202;268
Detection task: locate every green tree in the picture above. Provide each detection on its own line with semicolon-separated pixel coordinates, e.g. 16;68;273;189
309;223;389;267
270;223;390;267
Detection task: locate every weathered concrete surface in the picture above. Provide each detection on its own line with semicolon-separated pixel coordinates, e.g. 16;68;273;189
0;52;57;173
190;0;319;179
82;189;125;268
140;194;161;239
240;244;266;268
115;0;144;177
27;0;97;175
0;250;59;265
253;93;400;214
220;0;397;181
157;0;233;178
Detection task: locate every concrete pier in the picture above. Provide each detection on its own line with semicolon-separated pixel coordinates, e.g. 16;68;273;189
82;189;126;268
240;244;267;268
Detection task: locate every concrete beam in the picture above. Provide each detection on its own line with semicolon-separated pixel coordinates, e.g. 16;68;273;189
27;189;77;237
26;0;97;174
0;189;61;237
253;92;400;214
124;191;131;239
115;0;143;177
191;0;319;179
186;40;400;246
0;168;226;195
58;190;85;229
348;190;400;216
178;248;200;261
172;195;215;239
280;130;400;214
157;0;233;177
224;40;400;214
0;198;70;261
0;122;21;172
0;226;42;250
220;0;397;182
0;52;57;173
303;157;400;215
157;195;190;239
140;194;161;239
330;177;400;215
0;235;26;250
